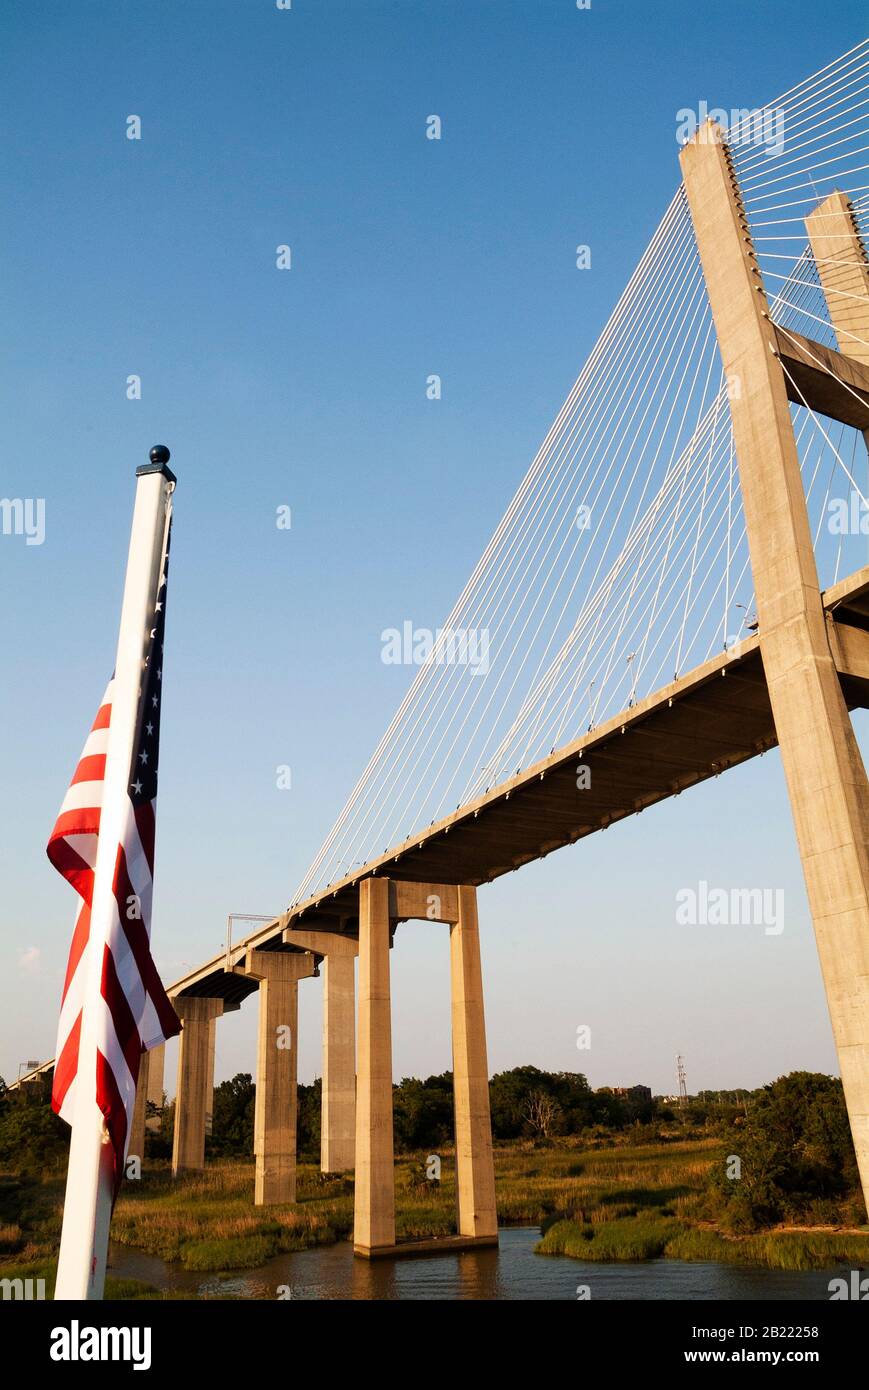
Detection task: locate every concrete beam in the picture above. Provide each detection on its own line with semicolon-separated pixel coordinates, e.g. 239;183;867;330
774;324;869;431
830;619;869;683
389;880;460;924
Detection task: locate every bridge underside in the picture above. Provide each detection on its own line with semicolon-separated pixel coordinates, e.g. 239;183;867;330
158;565;869;1005
278;567;869;932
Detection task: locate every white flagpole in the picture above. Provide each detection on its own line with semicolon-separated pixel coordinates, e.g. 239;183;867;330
54;446;176;1301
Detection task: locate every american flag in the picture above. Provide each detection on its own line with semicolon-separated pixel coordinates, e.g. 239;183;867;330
47;532;180;1191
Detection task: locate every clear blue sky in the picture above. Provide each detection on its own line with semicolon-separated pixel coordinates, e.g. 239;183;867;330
2;0;867;1097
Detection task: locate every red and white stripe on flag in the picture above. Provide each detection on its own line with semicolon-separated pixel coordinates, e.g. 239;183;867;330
48;675;180;1188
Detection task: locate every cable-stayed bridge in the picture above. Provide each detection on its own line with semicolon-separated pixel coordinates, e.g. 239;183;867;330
289;45;869;919
23;39;869;1259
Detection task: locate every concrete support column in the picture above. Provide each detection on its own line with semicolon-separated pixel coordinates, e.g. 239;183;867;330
127;1049;149;1165
322;951;357;1173
172;996;224;1176
450;886;497;1239
205;1018;217;1139
146;1043;165;1127
283;926;358;1174
354;877;395;1253
242;948;316;1206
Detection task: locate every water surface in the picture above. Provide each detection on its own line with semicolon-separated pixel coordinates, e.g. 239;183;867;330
109;1227;844;1300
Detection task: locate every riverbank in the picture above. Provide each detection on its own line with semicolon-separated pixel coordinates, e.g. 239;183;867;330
2;1137;867;1297
537;1217;869;1269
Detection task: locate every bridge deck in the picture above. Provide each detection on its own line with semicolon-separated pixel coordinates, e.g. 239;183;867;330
166;565;869;1003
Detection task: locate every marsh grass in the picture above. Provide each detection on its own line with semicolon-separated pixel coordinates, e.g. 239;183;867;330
663;1227;869;1271
538;1214;681;1262
540;1220;869;1270
108;1160;356;1270
2;1137;867;1286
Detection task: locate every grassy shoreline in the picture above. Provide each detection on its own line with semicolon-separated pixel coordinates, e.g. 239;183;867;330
2;1138;867;1297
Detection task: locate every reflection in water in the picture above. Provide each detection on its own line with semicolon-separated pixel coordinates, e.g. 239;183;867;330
348;1243;504;1301
109;1228;844;1301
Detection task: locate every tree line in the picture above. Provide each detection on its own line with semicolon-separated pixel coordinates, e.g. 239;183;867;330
0;1066;860;1233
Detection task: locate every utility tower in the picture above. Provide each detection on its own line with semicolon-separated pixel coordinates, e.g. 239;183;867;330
676;1055;688;1106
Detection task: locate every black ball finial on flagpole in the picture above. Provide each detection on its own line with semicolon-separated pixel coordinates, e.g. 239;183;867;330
137;444;177;484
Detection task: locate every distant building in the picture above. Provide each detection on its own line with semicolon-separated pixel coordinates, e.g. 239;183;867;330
610;1085;652;1103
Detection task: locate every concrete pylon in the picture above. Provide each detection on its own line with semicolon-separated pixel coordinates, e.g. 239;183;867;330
681;126;869;1212
805;191;869;468
242;948;317;1206
127;1049;149;1165
451;885;497;1239
171;996;224;1176
805;191;869;369
354;877;395;1253
284;926;358;1173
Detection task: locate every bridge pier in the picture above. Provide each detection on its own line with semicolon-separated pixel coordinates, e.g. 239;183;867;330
171;996;224;1175
451;886;498;1240
125;1042;166;1166
321;952;357;1173
146;1042;165;1126
354;878;395;1252
128;1050;149;1165
682;130;869;1213
242;947;317;1205
284;927;358;1173
353;876;497;1257
205;1018;217;1141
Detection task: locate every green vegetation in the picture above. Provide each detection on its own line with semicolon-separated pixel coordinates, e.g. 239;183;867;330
203;1066;656;1161
539;1213;680;1262
1;1066;866;1294
0;1074;68;1175
704;1071;863;1231
539;1219;869;1271
111;1163;355;1269
535;1074;868;1270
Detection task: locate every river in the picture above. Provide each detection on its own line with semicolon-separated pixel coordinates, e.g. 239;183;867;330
108;1227;843;1300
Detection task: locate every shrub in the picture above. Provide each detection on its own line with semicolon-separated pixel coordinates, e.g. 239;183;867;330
708;1072;859;1229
